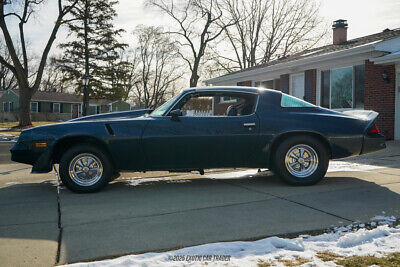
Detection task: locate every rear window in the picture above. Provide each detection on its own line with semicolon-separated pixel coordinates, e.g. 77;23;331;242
281;94;315;108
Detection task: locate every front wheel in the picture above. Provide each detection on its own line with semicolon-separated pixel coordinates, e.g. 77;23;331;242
273;136;329;185
59;145;112;193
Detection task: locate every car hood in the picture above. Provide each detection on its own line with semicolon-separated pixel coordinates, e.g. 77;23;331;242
69;109;152;122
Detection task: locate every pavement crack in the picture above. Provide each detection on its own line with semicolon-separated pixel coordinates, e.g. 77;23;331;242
62;198;273;228
53;165;63;265
215;179;354;223
0;167;30;175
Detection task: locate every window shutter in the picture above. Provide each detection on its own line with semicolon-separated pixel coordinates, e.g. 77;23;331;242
38;102;42;112
60;104;64;113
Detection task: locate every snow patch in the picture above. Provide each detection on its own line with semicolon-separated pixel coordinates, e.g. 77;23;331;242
328;161;383;172
125;177;191;186
206;169;259;179
4;181;20;185
337;227;391;248
64;215;400;267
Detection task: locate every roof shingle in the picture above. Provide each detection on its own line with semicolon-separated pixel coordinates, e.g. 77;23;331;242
221;28;400;77
11;89;81;103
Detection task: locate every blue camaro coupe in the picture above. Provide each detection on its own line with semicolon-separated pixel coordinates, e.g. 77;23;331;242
11;87;386;193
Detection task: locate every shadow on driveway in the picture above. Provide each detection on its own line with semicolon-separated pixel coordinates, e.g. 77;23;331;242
1;170;400;265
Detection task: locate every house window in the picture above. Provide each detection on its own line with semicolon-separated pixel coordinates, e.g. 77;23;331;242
30;102;38;113
53;103;60;113
3;102;8;112
255;79;280;90
320;65;365;109
321;70;330;108
9;102;13;112
256;80;274;89
331;67;353;109
176;92;257;117
96;106;101;114
290;73;305;100
220;96;237;103
354;65;365;109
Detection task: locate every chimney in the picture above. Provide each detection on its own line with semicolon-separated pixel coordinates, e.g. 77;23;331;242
332;19;348;45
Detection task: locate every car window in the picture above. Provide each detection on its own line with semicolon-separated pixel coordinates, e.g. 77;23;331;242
171;92;257;117
281;93;315;108
150;94;181;116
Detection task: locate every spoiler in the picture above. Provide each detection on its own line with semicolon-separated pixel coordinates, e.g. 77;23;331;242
341;110;379;131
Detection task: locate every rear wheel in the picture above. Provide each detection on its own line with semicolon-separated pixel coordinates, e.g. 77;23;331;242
59;145;112;193
273;136;329;185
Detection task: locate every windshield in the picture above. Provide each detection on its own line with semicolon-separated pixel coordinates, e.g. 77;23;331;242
150;93;181;116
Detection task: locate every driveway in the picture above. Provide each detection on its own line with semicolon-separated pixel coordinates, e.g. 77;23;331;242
0;142;399;266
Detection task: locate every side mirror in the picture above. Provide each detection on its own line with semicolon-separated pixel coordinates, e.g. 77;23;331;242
170;109;182;121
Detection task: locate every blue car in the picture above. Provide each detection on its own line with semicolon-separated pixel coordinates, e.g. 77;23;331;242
11;87;386;193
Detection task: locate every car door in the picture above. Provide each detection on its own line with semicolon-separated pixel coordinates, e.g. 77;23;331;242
142;92;260;170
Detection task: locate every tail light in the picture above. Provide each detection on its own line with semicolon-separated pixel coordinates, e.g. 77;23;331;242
369;124;380;134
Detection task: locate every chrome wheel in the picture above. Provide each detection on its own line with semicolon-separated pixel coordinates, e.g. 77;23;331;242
68;153;103;186
285;144;318;178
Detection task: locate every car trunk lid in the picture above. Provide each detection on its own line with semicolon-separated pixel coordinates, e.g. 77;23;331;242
341;110;379;132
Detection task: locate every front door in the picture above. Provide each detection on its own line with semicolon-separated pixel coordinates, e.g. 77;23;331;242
142;91;260;170
290;73;305;100
72;104;79;119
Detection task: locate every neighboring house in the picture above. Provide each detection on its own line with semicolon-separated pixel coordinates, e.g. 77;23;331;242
0;89;82;121
206;20;400;140
88;99;131;115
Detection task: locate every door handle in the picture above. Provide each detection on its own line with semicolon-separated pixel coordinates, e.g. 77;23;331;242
243;123;256;127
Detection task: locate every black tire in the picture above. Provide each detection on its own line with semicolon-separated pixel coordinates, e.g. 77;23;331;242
59;144;112;193
273;136;329;186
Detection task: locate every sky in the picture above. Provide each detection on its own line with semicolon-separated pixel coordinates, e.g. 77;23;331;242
2;0;400;57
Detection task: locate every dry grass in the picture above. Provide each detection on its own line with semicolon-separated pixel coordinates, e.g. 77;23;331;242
0;121;60;135
258;252;400;266
316;251;342;262
335;252;400;267
316;251;400;266
258;257;310;267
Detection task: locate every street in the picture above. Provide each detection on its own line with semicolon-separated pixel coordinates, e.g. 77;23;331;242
0;142;399;266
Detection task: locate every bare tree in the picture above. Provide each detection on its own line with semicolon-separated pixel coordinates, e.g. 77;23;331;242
101;49;139;102
213;0;326;73
0;40;17;91
40;58;70;92
131;25;182;109
0;0;78;127
147;0;237;87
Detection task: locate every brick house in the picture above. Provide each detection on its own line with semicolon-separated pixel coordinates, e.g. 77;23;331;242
206;20;400;140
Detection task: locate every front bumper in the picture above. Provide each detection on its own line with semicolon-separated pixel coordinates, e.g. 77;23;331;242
10;142;53;173
360;134;386;155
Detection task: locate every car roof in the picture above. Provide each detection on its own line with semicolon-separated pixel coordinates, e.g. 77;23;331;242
183;86;280;95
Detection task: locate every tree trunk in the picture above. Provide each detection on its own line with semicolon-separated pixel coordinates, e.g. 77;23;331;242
190;59;200;87
18;85;32;127
189;73;199;88
82;0;90;116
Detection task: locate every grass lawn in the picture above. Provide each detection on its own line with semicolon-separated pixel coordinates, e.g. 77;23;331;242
0;121;60;135
258;252;400;266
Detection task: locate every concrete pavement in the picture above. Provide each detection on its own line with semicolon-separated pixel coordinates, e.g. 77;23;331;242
0;142;399;266
0;143;13;165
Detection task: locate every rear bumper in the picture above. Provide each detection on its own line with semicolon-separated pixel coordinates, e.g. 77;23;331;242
10;143;53;173
360;134;386;155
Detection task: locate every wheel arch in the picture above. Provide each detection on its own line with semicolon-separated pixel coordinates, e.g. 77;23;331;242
268;131;332;167
51;135;116;170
